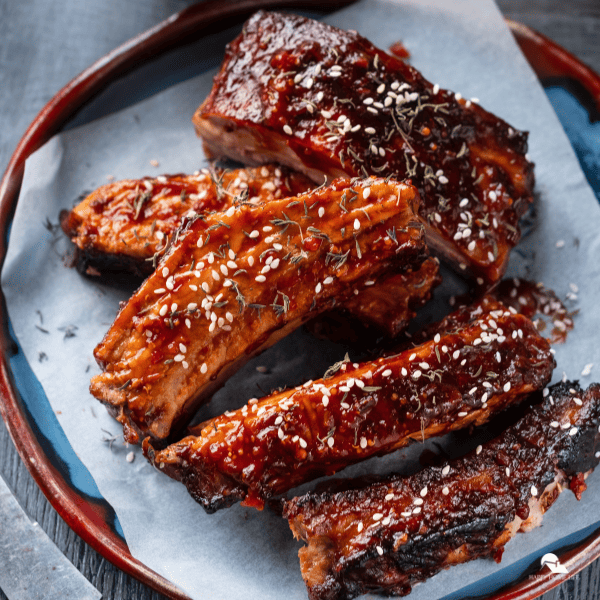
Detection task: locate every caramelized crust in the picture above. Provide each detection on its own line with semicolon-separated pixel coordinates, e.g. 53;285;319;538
340;256;440;338
284;382;600;600
194;11;535;283
60;165;313;276
91;177;427;444
144;298;553;512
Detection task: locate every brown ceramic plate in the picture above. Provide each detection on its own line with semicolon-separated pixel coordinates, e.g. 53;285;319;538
0;3;599;599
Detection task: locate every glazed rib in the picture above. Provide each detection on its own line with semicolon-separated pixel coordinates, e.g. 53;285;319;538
143;297;553;512
194;11;534;283
60;165;313;276
61;164;438;337
91;177;427;444
284;381;600;600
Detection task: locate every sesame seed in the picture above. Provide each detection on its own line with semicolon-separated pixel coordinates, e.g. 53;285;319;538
442;465;450;476
413;507;422;514
569;427;578;436
503;382;511;392
434;333;441;343
363;187;371;199
365;126;376;134
401;367;407;376
179;343;187;353
357;522;363;532
582;363;593;377
442;486;449;495
476;445;482;455
354;218;361;231
373;513;383;521
360;437;367;449
174;354;184;362
376;546;384;556
385;493;394;501
505;467;511;477
458;412;468;417
382;369;392;377
255;275;266;282
154;288;166;294
248;256;255;267
249;230;259;239
420;486;427;497
315;283;322;293
413;370;422;379
324;276;334;285
318;206;325;218
159;305;168;316
200;363;207;374
452;350;460;359
401;511;412;518
414;498;424;506
531;485;538;497
126;452;135;463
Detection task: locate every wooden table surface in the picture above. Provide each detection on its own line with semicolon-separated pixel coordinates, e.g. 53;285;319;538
1;1;599;598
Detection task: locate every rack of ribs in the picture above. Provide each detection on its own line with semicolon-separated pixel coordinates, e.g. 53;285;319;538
284;381;600;600
60;165;313;277
143;297;553;512
193;11;534;283
90;177;428;444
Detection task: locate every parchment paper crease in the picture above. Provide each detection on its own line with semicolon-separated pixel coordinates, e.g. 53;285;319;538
3;1;600;598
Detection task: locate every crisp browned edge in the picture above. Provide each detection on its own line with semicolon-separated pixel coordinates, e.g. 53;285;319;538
0;4;598;599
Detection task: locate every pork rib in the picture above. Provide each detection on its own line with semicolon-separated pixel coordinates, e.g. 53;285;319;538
62;165;439;337
143;297;553;512
284;381;600;600
91;177;427;444
61;165;313;277
194;11;534;283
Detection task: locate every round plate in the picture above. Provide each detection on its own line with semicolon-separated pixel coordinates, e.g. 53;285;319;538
0;4;599;599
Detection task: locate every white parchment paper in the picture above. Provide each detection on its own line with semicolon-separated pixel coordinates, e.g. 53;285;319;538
3;1;600;598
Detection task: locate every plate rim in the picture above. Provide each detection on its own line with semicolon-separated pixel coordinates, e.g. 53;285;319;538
0;5;599;600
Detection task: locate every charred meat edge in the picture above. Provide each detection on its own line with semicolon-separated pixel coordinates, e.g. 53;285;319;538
284;381;600;600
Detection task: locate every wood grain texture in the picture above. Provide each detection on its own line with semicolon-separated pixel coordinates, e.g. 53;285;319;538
0;1;599;599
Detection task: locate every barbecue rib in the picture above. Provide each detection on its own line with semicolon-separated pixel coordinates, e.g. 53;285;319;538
193;11;534;283
61;165;439;337
60;165;313;276
91;177;427;444
143;297;553;512
284;381;600;600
